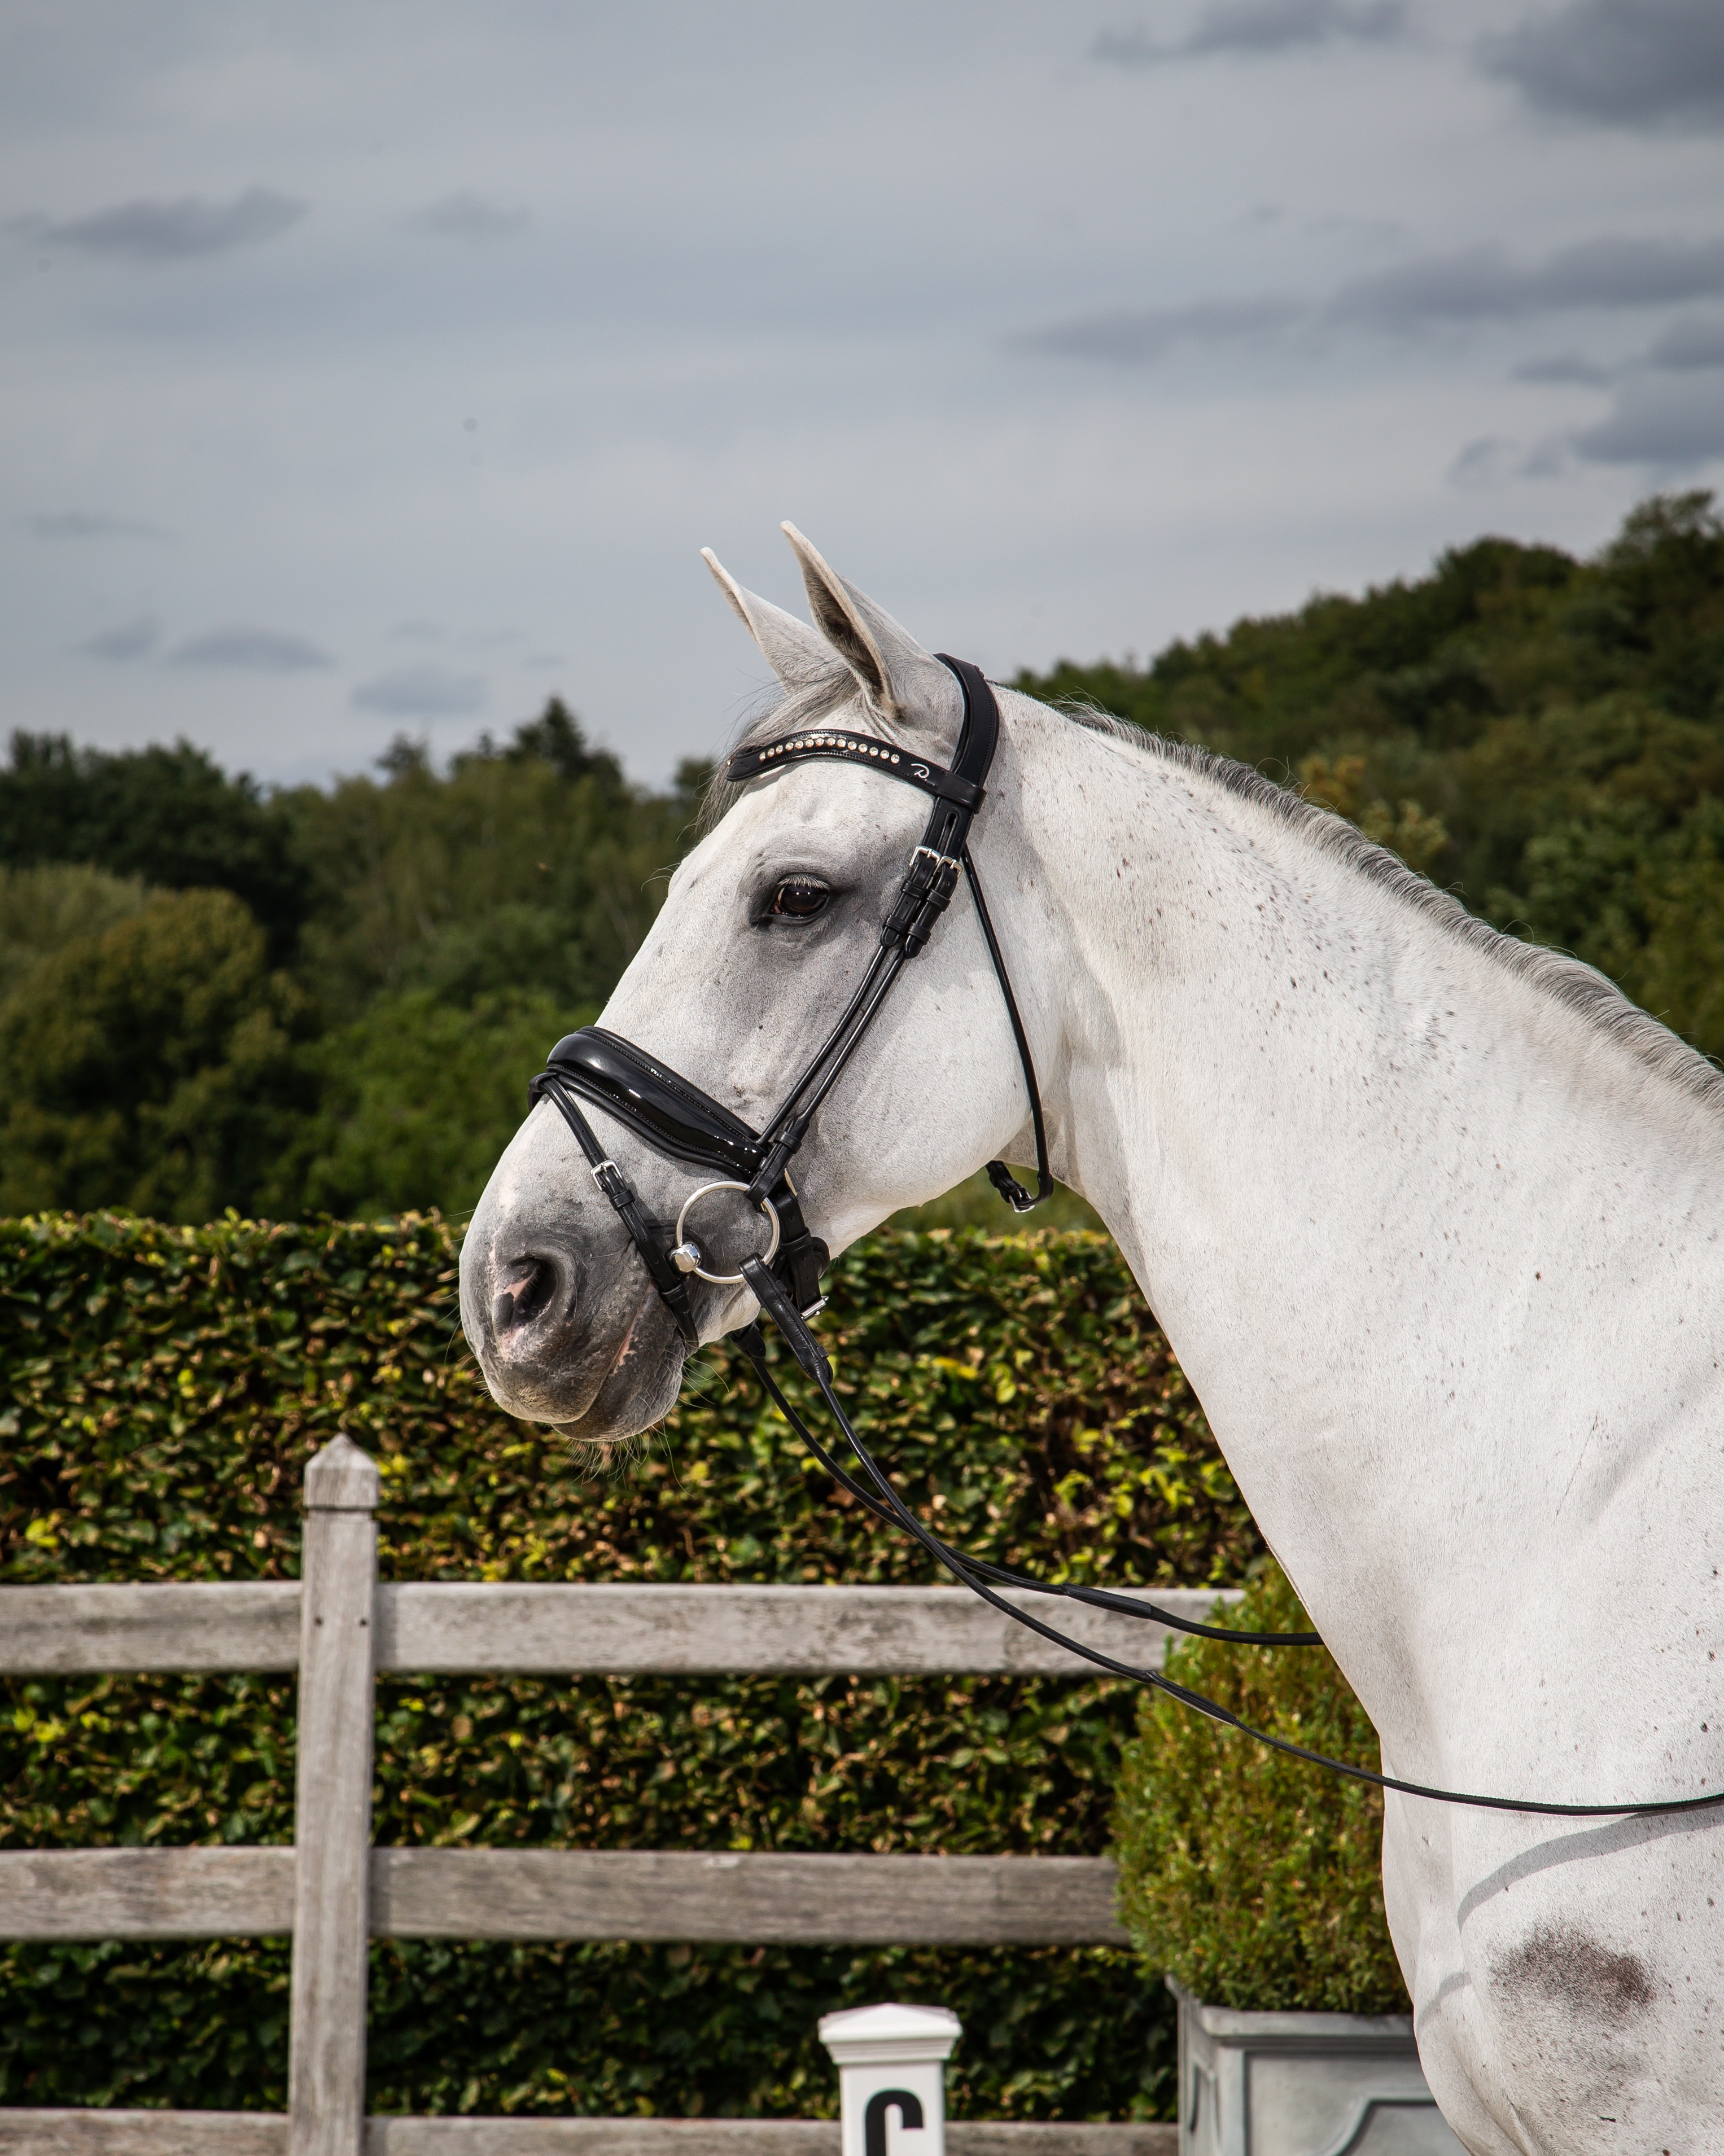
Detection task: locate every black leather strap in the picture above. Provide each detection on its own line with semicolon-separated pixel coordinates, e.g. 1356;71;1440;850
724;726;983;810
529;1070;703;1348
961;847;1052;1211
732;656;1041;1203
539;1027;765;1182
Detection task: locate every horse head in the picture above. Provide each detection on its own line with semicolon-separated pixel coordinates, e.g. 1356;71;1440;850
459;525;1048;1441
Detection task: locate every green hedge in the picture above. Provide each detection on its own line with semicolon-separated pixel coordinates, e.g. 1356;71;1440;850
1111;1564;1406;2014
1;1212;1262;2121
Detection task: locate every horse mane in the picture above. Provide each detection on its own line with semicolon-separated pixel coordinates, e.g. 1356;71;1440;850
703;676;1724;1116
1078;703;1724;1117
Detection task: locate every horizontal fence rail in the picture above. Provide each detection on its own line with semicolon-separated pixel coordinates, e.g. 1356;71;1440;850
0;1436;1203;2155
0;1581;1235;1680
0;1848;1126;1947
0;2113;1177;2153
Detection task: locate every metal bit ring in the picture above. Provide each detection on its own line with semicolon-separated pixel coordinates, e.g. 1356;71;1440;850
671;1181;781;1286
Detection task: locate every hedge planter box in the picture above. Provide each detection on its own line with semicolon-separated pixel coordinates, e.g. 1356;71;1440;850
1170;1980;1464;2155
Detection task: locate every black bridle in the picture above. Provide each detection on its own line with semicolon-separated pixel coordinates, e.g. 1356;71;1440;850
528;656;1724;1821
529;656;1050;1348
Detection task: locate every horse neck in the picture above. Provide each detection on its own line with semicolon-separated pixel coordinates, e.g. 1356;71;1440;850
1005;704;1723;1725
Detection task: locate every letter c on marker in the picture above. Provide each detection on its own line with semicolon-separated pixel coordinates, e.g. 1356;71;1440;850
864;2087;925;2156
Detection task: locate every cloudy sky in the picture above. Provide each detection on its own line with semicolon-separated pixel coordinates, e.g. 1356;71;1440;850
5;0;1723;789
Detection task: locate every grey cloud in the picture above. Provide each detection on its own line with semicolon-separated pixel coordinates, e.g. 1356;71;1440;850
30;509;169;540
81;617;159;661
404;191;528;241
40;186;305;262
1521;436;1569;477
1332;233;1724;325
1095;1;1403;65
1014;230;1724;375
1009;295;1303;364
1449;436;1521;488
1332;248;1521;323
1479;0;1724;133
1572;372;1724;464
1649;314;1724;369
1513;353;1614;384
352;664;485;716
172;626;334;671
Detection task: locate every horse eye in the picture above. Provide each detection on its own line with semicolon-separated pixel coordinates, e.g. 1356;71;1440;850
768;877;830;919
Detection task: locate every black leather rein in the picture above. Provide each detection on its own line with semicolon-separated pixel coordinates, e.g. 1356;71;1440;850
525;656;1724;1820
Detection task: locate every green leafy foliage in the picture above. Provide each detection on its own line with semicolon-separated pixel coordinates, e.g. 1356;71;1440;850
0;865;150;1001
0;1938;1166;2122
281;711;680;1025
0;704;684;1223
1021;490;1724;1059
0;1215;1252;1592
277;988;584;1224
0;733;310;959
1;1215;1258;2120
1110;1564;1404;2014
0;891;313;1222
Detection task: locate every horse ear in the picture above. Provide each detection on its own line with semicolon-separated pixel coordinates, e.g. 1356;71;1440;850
779;523;964;734
701;548;845;694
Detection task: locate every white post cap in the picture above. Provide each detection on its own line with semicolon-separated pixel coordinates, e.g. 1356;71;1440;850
819;2001;963;2067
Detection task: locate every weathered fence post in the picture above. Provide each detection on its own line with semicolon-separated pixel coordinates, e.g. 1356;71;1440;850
820;2001;961;2156
288;1434;379;2156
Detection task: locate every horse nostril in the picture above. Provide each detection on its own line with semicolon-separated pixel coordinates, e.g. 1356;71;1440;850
495;1258;557;1340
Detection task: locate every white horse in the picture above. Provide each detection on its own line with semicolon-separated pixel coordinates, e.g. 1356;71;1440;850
461;526;1724;2154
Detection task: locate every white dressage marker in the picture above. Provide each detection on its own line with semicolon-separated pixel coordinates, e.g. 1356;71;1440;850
463;527;1724;2155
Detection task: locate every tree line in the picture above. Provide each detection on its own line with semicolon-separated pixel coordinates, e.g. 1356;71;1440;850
2;490;1721;1226
0;704;701;1222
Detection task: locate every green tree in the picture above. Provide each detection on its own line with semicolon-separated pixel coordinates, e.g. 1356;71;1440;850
283;704;684;1023
0;889;311;1221
1611;797;1724;1061
277;987;582;1221
1020;492;1724;1063
0;734;310;960
488;695;624;786
0;864;150;1001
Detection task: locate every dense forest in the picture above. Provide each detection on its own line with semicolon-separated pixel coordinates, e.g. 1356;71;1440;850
3;489;1722;1227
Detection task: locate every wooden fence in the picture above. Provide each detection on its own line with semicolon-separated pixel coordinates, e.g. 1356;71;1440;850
0;1437;1207;2155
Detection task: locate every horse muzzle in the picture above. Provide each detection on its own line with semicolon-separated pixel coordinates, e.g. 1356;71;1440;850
460;1206;689;1439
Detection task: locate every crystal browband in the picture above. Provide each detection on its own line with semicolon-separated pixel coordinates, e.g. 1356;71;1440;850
723;726;984;809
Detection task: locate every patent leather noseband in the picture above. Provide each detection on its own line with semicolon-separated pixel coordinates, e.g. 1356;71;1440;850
527;655;1052;1348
